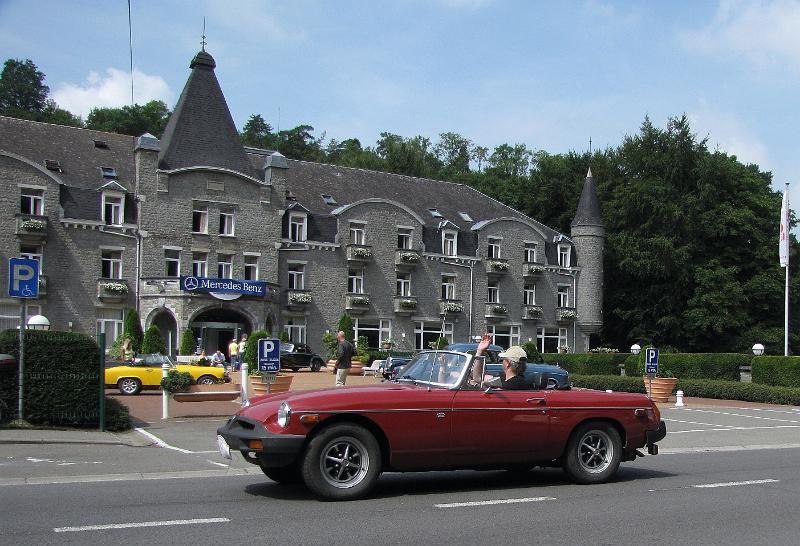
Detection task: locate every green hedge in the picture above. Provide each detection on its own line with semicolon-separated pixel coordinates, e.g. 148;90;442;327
0;330;108;427
571;374;800;406
626;352;746;381
541;353;627;375
752;356;800;388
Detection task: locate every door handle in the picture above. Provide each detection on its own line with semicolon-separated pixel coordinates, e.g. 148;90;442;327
526;397;546;405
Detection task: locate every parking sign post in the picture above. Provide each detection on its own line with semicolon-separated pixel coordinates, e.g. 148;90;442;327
258;339;281;394
645;347;660;400
9;257;39;424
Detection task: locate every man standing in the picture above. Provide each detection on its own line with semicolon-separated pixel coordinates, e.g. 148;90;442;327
237;334;248;372
228;338;240;371
334;330;354;387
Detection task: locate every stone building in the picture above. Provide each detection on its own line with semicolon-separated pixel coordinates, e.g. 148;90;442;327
0;49;603;356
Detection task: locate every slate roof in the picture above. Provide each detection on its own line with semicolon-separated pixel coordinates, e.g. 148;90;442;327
158;51;257;178
571;168;604;228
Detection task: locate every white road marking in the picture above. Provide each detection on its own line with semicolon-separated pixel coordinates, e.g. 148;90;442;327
664;418;737;428
206;460;229;468
668;425;800;434
435;497;556;508
54;517;230;533
693;479;779;488
674;408;800;424
0;468;263;487
134;428;193;454
660;443;800;454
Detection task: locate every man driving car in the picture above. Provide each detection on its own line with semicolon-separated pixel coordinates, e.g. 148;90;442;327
474;335;528;390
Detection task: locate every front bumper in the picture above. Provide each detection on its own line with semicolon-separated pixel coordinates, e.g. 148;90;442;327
645;420;667;454
216;415;305;468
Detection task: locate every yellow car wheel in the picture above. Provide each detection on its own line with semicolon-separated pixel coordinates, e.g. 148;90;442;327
118;377;141;395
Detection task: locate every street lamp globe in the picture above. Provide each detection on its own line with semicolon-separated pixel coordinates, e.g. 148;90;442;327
630;343;641;355
27;315;50;330
752;343;765;356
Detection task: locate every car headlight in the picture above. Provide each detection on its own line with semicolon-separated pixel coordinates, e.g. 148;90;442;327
277;401;291;428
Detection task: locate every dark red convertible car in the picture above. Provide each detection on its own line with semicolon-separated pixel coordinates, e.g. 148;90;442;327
217;349;666;500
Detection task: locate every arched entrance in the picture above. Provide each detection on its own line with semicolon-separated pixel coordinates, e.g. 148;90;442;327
151;309;178;357
190;307;253;356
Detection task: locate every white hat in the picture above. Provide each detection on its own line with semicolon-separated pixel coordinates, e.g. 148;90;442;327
498;346;527;363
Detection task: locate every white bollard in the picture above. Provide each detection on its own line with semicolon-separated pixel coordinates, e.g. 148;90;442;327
675;389;685;407
241;363;249;406
161;362;170;419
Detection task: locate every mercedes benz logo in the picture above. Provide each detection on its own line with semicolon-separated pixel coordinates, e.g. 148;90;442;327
184;276;199;290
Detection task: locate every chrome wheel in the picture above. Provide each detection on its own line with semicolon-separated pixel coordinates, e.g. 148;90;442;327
577;430;614;474
196;376;216;385
319;437;370;489
118;377;141;395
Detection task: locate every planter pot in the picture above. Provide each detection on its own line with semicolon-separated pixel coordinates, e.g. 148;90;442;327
249;374;294;396
643;376;678;403
326;360;364;376
171;383;240;403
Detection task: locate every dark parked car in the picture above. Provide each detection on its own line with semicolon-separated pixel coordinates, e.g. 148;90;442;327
280;343;326;372
381;356;411;380
446;342;570;389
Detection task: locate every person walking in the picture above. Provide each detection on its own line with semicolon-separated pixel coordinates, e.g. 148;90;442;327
228;338;239;371
334;330;354;387
237;334;248;372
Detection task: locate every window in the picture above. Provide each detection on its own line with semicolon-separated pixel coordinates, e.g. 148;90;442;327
96;308;124;352
524;242;538;263
192;205;208;234
441;275;456;300
218;254;233;279
558;244;571;267
321;194;337;205
244;255;259;281
415;321;453;350
348;269;364;294
288;213;307;242
94;139;109;149
20;245;42;273
20;188;44;215
285;318;307;344
101;250;122;279
487;237;502;259
524;284;536;305
103;193;123;225
397;228;413;250
458;212;473;222
537;327;569;353
219;210;235;236
44;159;62;172
165;249;180;277
288;264;305;289
192;252;207;277
428;208;442;218
558;285;570;308
487;280;499;303
487;325;520;349
100;166;117;178
354;319;392;349
349;222;366;245
396;273;411;297
442;230;457;256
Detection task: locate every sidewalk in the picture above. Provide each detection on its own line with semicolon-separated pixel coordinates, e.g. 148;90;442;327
0;427;151;446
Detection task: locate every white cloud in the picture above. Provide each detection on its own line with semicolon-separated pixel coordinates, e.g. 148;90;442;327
679;0;800;71
687;107;770;169
52;68;173;117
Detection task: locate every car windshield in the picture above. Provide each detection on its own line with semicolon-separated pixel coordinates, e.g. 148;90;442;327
281;343;295;353
396;351;470;388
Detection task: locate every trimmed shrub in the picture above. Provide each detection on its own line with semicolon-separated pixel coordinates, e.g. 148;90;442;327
541;353;626;375
140;325;166;355
752;356;800;388
244;329;270;372
0;330;101;427
160;370;193;393
179;329;196;356
123;310;144;354
627;352;747;380
521;341;542;362
322;330;338;361
337;313;354;342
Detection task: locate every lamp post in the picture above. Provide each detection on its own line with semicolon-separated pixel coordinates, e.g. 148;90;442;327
752;343;765;356
26;315;50;330
630;344;641;356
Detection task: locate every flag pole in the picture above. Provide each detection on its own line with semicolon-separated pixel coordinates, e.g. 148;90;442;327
784;182;790;356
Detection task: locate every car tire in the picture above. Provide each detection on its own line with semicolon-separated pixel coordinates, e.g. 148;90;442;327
260;464;302;485
301;423;382;501
118;377;141;395
196;375;217;385
562;421;621;484
311;358;323;372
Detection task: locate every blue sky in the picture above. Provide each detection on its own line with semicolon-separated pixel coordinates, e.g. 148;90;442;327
1;0;798;206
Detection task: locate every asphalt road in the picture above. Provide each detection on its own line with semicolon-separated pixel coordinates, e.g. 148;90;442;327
2;403;799;545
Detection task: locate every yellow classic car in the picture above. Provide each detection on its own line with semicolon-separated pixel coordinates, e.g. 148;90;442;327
105;353;230;395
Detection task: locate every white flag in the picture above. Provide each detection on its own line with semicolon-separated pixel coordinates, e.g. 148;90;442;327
779;188;789;267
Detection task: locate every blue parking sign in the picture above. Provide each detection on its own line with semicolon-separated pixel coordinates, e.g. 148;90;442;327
258;338;281;373
645;348;659;376
8;258;39;298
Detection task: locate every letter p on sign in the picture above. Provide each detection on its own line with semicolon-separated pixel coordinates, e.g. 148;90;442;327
8;258;39;298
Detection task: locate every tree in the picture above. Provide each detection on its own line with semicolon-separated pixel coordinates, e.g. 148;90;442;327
123;310;144;354
337;313;354;343
179;329;196;356
241;114;274;149
487;143;533;178
140;325;166;355
0;59;48;114
86;100;171;138
435;132;472;177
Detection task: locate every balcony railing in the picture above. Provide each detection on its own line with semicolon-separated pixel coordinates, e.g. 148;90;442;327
557;307;577;322
485;302;509;319
393;296;418;315
286;289;312;309
346;244;373;263
394;249;421;269
97;279;130;302
439;299;464;315
522;304;543;320
16;215;48;243
485;258;510;276
345;293;370;314
523;262;545;277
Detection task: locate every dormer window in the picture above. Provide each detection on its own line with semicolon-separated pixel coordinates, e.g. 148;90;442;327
458;212;473;222
102;192;124;225
428;208;443;218
44;159;62;172
100;166;117;178
321;194;337;205
288;212;307;242
442;230;458;256
94;140;109;149
558;244;571;268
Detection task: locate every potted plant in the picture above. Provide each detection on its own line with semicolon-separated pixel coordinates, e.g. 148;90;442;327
643;368;678;403
381;339;394;350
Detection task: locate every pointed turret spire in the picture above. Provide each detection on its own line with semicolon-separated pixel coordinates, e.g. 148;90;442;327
158;50;255;178
571;168;603;227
